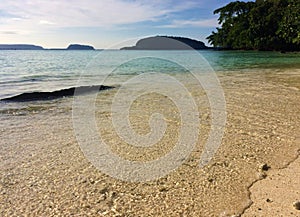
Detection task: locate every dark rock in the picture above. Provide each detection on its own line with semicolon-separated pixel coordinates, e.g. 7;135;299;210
1;85;113;102
293;201;300;210
260;163;271;171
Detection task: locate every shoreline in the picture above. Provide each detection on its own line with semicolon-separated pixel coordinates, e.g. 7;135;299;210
0;70;299;216
243;149;300;216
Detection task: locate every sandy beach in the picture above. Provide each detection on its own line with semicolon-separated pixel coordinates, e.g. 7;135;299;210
0;70;299;216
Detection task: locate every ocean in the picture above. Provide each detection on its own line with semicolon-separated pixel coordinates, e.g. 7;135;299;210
0;50;299;101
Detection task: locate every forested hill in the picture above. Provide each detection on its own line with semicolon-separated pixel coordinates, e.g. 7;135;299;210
207;0;300;51
0;44;44;50
0;44;95;50
121;36;208;50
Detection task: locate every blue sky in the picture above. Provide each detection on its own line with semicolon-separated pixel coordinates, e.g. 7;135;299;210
0;0;251;49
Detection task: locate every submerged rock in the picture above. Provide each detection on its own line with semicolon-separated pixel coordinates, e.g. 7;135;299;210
1;85;113;102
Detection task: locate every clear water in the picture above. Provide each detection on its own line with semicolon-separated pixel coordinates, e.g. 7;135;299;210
0;50;299;100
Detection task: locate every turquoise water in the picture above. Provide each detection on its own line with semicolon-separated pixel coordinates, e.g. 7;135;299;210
202;50;300;71
0;50;299;99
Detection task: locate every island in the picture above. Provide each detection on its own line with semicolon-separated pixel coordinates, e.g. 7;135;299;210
0;44;44;50
0;44;95;50
66;44;95;50
121;36;209;50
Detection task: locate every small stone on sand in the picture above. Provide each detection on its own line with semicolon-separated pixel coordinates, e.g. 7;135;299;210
260;163;270;171
293;201;300;210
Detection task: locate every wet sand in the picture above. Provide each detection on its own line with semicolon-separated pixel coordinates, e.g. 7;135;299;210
243;153;300;217
0;70;299;216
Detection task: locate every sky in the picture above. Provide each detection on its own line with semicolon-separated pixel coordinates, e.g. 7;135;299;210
0;0;251;49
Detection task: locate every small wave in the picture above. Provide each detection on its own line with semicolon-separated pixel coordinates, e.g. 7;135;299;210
0;78;43;85
0;74;78;85
1;85;114;102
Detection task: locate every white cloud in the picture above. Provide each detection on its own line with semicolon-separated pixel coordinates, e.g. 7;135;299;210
160;18;219;28
0;0;200;30
10;17;23;21
0;0;215;47
39;20;55;25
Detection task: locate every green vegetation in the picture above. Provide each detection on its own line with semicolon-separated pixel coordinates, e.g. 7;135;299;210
207;0;300;51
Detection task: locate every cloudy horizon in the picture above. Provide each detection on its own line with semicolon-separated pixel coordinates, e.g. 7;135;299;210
0;0;251;49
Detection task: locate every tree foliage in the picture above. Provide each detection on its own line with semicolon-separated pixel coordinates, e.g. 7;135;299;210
207;0;300;51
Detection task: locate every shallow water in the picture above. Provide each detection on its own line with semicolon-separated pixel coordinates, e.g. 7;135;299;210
1;50;300;100
0;70;299;216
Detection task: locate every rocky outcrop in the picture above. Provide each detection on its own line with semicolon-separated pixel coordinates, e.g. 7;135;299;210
1;85;113;102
